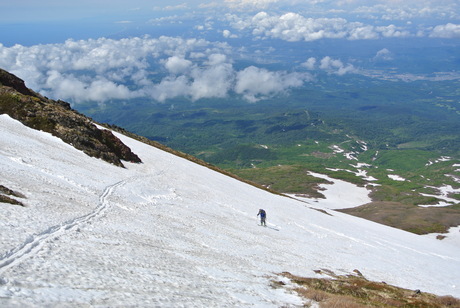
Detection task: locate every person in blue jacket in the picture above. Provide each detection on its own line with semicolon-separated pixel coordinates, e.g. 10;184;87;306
257;209;266;226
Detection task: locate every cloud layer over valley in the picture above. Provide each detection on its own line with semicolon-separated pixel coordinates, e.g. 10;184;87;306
0;37;313;103
0;0;459;105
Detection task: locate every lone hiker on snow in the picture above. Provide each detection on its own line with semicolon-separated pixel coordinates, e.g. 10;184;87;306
257;209;266;226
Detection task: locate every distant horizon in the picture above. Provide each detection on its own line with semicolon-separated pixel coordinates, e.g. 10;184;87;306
1;0;459;105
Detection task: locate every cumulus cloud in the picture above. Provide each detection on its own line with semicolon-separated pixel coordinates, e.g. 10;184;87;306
164;56;193;75
222;29;238;38
352;2;459;21
44;70;134;102
302;56;357;75
429;23;460;38
149;75;190;102
376;25;411;38
320;56;356;75
206;53;228;65
153;3;189;11
302;57;316;70
154;54;306;102
149;53;235;102
190;61;235;100
0;36;222;103
235;66;309;102
224;0;279;9
219;0;460;21
227;11;413;42
0;36;307;104
374;48;393;61
148;15;183;25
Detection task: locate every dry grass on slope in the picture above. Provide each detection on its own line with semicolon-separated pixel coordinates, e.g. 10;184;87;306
0;185;25;207
275;270;460;308
338;201;460;235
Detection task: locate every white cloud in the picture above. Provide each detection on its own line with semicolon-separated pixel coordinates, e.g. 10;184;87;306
227;12;414;42
320;56;356;75
0;36;309;103
352;2;459;21
219;0;460;21
302;57;316;70
429;23;460;38
190;62;235;100
224;0;279;9
44;70;134;103
206;53;228;65
234;66;309;102
148;64;235;102
148;15;182;25
303;56;357;75
376;25;410;38
150;75;190;102
153;3;189;11
347;24;379;40
155;53;307;102
0;36;224;103
164;56;193;75
374;48;393;61
222;29;238;38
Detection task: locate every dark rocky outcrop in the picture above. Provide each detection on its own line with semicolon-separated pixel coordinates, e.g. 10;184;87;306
0;185;25;206
0;68;141;167
0;69;37;97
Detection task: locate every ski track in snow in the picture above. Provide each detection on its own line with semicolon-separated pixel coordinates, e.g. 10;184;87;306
0;179;126;275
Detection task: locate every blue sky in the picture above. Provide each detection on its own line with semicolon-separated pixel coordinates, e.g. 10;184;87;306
0;0;459;104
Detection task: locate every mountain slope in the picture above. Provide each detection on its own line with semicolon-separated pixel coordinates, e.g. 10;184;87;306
1;114;459;307
0;68;141;167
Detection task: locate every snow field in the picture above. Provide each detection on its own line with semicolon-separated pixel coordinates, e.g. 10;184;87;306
1;114;459;307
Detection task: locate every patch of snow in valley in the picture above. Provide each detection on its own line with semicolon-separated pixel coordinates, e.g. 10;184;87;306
355;169;378;182
292;172;372;210
344;152;358;160
350;163;371;168
426;156;452;166
326;167;378;182
1;114;460;307
418;185;460;207
356;140;368;151
447;173;460;183
454;163;460;172
330;145;344;153
388;174;407;181
329;145;360;161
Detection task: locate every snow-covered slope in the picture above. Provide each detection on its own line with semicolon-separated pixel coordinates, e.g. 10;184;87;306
0;114;459;307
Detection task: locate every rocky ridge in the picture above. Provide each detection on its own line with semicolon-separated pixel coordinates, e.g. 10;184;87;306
0;68;141;167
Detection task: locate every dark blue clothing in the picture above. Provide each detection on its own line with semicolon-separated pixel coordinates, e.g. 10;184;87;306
257;209;266;226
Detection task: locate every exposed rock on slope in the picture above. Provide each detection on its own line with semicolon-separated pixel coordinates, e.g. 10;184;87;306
0;68;141;167
0;184;25;206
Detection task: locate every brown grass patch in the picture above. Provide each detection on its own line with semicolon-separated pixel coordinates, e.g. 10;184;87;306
280;271;460;308
0;185;25;206
0;195;25;206
338;201;460;235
